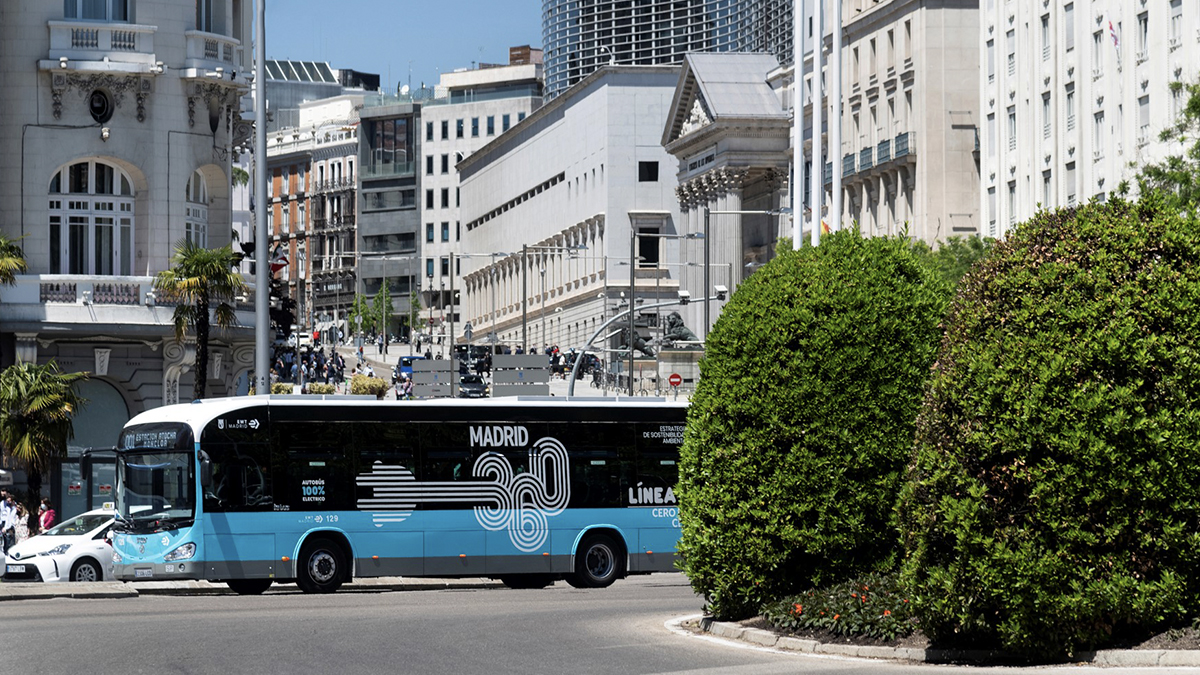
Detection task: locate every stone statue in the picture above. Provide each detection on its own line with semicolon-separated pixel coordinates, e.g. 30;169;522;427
662;312;699;346
620;327;655;358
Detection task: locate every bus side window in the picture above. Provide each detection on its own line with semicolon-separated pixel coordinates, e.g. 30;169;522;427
276;422;355;511
204;443;272;512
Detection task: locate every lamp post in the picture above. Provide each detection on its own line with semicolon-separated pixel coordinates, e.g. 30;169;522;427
426;272;433;353
539;266;546;353
409;279;419;356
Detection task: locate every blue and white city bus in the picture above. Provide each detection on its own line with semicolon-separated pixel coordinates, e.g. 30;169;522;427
108;397;687;594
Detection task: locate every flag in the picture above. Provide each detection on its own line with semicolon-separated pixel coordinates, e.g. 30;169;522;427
1108;20;1119;50
270;244;288;275
821;219;831;235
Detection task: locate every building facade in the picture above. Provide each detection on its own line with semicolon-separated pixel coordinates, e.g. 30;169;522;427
981;0;1200;235
0;0;253;515
458;66;685;358
541;0;738;100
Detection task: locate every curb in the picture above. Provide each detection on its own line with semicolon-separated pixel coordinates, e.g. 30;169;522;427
701;620;1200;667
0;577;503;601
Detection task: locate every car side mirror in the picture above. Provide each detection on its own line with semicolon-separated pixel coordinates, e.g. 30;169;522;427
199;452;213;490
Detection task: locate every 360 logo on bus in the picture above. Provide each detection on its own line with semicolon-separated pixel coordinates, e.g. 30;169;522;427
355;429;570;552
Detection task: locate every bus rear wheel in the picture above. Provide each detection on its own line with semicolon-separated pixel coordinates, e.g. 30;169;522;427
565;533;623;589
226;579;273;595
296;537;346;594
499;574;555;589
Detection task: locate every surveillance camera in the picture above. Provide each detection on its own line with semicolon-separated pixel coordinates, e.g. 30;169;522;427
677;290;691;305
714;284;728;300
101;127;111;141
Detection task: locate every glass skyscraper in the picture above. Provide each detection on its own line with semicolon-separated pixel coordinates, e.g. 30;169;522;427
542;0;739;99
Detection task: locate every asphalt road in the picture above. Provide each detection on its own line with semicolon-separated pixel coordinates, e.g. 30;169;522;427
2;574;1180;675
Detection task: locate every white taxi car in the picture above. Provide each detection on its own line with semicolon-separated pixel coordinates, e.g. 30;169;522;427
3;508;116;582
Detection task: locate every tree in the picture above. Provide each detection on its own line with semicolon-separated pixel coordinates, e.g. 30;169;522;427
0;234;28;287
910;235;996;288
348;293;374;335
154;241;247;400
0;361;88;504
372;277;392;337
1122;80;1200;209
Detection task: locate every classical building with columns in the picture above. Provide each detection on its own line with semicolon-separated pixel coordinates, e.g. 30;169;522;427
0;0;254;513
457;66;684;358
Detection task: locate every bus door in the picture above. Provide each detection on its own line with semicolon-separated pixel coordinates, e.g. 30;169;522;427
421;423;487;576
630;420;683;572
200;408;274;580
354;422;423;577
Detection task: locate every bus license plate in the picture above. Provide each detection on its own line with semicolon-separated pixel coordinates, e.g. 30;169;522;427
6;565;24;574
134;568;153;578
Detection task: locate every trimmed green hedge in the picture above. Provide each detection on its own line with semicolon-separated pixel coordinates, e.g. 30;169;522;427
350;374;390;399
305;383;336;395
270;383;293;395
678;231;950;619
899;196;1200;658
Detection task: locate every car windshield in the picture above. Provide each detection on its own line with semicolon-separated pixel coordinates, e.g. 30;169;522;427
115;423;196;531
43;514;111;536
461;375;483;385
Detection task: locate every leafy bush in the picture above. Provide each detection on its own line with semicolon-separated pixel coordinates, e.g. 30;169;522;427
899;196;1200;658
270;383;293;395
350;374;389;399
305;383;336;395
678;230;951;619
911;235;996;288
762;573;915;641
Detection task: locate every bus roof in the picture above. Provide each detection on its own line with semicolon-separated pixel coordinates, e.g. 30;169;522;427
123;395;688;434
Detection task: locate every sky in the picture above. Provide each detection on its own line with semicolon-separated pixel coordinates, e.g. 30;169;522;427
266;1;544;95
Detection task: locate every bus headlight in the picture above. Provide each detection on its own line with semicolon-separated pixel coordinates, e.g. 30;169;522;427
163;543;196;561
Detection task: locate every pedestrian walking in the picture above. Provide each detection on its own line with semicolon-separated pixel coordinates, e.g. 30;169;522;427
39;498;55;533
14;504;30;543
0;490;17;554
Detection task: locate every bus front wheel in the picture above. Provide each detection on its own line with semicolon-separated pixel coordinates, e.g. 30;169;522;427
297;537;346;594
565;533;623;589
226;579;272;595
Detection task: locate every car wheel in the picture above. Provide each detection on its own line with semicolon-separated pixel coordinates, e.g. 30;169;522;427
565;533;623;589
226;579;273;595
296;537;346;594
70;558;102;583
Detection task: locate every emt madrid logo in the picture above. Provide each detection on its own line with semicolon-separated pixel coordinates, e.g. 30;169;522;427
355;426;570;552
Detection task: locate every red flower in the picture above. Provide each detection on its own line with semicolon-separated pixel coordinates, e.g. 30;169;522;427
793;603;803;615
851;592;858;598
883;610;891;616
833;614;840;621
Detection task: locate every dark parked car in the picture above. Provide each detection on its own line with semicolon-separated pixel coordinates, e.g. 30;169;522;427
458;374;488;398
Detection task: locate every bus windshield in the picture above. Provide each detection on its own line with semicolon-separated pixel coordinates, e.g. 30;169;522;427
115;423;196;532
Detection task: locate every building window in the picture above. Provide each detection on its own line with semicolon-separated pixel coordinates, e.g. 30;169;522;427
1065;82;1076;131
1006;30;1015;77
1041;15;1050;61
281;166;289;195
426;223;434;243
1042;170;1052;207
638;161;659;182
1066;162;1077;206
425;155;434;175
986;40;995;83
65;0;130;21
1137;12;1149;60
904;19;912;60
281;203;289;235
440;257;449;276
441;154;449;174
425;189;433;209
1138;95;1150;141
1007;106;1017;152
1042;93;1051;140
471;117;479;137
987;186;997;236
440;188;449;208
185;170;208;248
441;120;449;140
518;112;526;122
1093;31;1104;76
486;116;495;135
456;119;464;138
1093;111;1105;157
502;114;511;132
425;121;434;142
1007;181;1017;226
1171;0;1183;43
1064;3;1075;52
441;222;449;242
987;113;996;157
426;258;434;277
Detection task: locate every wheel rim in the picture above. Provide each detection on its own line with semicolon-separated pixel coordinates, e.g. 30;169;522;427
308;550;338;584
75;564;98;582
585;543;614;580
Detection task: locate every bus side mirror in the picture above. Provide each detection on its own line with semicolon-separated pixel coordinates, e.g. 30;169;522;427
199;453;213;490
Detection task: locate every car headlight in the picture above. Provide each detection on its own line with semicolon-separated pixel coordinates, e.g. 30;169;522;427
163;543;196;561
40;544;71;556
112;549;123;564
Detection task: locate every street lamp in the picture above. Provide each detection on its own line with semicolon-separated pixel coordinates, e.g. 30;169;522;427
426;272;434;353
539;266;546;353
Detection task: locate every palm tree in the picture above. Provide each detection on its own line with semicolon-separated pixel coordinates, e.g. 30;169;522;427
0;233;27;287
0;361;88;504
154;240;247;400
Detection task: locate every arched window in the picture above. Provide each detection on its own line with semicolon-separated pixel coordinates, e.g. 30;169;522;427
185;170;209;247
48;160;134;275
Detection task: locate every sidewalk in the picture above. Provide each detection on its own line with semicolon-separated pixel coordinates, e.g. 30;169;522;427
693;618;1200;667
0;576;502;601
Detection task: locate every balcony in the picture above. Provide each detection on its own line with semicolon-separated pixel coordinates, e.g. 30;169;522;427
312;177;356;194
894;131;914;159
0;275;257;333
46;20;157;69
184;30;241;72
842;153;855;178
823;161;833;186
876;139;892;164
859;147;874;172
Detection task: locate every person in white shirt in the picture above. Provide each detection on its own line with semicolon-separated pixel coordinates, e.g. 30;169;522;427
0;490;17;555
